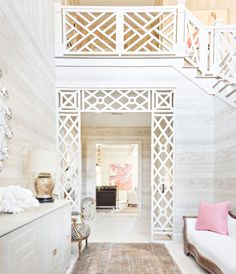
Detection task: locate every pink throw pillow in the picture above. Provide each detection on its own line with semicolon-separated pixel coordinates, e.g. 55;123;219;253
196;201;230;235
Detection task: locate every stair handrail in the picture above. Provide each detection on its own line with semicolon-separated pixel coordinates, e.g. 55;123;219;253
213;21;236;84
183;9;216;76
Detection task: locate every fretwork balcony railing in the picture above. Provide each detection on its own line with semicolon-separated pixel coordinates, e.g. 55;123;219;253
55;2;236;84
61;6;178;56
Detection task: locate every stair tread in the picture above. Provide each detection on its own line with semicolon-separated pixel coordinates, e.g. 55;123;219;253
182;66;198;69
195;75;215;79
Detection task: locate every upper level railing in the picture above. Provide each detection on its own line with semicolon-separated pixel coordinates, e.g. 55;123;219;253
55;2;236;85
61;6;178;56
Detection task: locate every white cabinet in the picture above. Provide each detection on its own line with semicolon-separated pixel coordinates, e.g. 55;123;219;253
43;205;71;274
127;191;138;206
0;201;71;274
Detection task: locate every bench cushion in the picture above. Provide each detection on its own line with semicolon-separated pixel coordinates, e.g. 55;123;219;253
228;215;236;239
188;228;236;274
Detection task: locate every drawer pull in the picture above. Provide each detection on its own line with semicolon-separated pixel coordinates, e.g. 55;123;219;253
53;249;57;256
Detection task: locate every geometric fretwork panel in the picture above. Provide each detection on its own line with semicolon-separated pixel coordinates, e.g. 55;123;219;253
152;112;174;240
58;89;79;112
81;89;151;112
123;11;176;53
57;89;81;210
57;88;175;240
153;89;174;112
64;11;116;54
185;13;200;67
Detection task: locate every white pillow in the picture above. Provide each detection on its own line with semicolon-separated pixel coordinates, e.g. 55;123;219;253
228;215;236;239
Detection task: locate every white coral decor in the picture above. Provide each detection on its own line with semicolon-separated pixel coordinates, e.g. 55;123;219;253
0;185;39;214
0;145;8;161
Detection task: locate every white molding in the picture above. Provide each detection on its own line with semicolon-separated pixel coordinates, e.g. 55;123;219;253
55;57;184;67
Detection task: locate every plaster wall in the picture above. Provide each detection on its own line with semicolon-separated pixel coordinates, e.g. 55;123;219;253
0;0;55;190
214;97;236;211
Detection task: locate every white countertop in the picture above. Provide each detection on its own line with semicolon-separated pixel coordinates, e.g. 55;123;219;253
0;200;71;237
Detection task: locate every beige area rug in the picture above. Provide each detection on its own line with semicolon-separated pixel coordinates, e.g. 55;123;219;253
71;243;182;274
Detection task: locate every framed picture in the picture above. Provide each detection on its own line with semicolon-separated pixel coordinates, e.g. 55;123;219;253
109;163;132;190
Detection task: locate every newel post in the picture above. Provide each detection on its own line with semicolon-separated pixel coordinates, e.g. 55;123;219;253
213;19;224;75
176;0;186;56
55;1;64;56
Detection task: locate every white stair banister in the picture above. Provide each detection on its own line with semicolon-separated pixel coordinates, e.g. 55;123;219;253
213;19;224;75
205;27;215;75
176;0;186;55
199;27;208;75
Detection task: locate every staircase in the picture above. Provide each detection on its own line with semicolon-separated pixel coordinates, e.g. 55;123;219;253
176;63;236;108
55;1;236;108
177;9;236;108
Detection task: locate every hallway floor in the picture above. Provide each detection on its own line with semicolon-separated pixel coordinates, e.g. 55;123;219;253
85;214;207;274
96;205;138;216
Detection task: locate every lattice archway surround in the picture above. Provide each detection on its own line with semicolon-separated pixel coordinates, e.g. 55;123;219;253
57;88;175;240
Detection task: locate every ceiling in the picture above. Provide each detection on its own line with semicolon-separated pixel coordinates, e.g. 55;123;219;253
81;112;151;127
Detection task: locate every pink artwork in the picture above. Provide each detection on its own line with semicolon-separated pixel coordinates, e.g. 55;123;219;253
109;164;132;190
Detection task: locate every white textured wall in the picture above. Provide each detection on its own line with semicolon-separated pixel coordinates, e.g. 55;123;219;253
0;0;55;190
214;97;236;211
174;81;214;234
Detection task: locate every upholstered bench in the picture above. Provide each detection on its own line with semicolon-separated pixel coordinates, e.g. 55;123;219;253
184;212;236;274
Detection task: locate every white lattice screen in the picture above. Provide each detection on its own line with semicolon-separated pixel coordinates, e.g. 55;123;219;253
62;7;177;55
123;11;176;53
64;10;117;54
81;89;151;112
57;88;175;239
57;90;81;210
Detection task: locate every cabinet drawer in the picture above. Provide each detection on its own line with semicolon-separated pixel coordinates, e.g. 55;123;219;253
4;221;42;274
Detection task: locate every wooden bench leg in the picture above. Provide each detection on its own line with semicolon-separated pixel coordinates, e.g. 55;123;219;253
184;244;190;256
78;241;82;259
85;238;88;248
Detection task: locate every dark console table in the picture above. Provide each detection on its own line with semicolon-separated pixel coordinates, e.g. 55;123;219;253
96;186;117;208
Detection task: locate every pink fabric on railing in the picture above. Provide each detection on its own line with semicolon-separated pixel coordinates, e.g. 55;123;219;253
187;30;199;48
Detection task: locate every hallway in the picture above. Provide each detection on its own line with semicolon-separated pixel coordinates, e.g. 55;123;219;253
70;214;207;274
